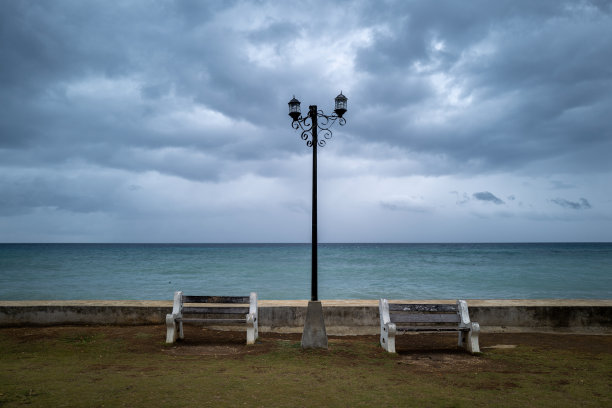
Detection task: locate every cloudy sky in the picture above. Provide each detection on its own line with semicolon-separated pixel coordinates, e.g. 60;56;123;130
1;0;611;243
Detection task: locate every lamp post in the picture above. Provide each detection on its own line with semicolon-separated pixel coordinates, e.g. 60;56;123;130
288;92;347;348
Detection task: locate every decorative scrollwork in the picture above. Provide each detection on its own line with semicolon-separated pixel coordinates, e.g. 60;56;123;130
317;111;332;128
320;129;332;140
291;109;346;148
292;116;312;132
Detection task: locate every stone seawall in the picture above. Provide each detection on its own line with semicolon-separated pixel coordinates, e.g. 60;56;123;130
1;300;610;335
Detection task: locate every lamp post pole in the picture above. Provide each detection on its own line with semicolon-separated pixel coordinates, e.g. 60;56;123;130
310;105;318;302
288;93;347;348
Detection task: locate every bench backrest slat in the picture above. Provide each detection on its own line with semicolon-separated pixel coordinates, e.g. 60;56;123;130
182;306;249;315
389;312;460;323
183;295;250;304
388;303;457;313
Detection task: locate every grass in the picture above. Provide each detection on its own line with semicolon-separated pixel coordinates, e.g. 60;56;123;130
0;326;610;407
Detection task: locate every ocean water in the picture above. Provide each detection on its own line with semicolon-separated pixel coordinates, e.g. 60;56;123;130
0;243;611;300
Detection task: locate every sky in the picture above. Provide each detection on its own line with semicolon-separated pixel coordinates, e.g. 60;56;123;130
1;0;611;243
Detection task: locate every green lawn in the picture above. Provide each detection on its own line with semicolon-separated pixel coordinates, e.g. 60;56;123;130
1;326;610;407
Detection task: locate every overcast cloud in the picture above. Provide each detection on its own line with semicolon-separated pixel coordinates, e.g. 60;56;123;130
1;0;611;243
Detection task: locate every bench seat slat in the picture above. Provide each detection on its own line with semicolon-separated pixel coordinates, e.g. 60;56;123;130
389;313;460;323
388;304;457;313
183;295;250;304
177;318;246;324
396;326;470;332
183;307;249;315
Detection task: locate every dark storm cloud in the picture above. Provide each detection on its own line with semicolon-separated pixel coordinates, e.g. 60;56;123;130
551;198;592;210
0;172;117;216
0;0;294;181
2;0;611;179
473;192;505;205
350;0;612;175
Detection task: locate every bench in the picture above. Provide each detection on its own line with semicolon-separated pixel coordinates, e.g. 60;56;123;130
166;291;258;345
379;299;480;354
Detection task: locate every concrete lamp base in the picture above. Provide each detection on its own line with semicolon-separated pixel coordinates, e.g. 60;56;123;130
301;301;328;349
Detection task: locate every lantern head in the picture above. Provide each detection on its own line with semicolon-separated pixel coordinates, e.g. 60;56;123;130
288;96;301;121
334;91;347;118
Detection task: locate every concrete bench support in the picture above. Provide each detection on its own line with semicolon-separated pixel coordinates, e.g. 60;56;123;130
379;299;480;354
165;291;258;345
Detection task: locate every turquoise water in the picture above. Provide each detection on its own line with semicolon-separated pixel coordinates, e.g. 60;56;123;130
0;243;611;300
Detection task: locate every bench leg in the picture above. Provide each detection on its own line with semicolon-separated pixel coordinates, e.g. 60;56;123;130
246;314;257;345
459;323;480;354
165;314;178;344
380;323;396;353
246;326;255;345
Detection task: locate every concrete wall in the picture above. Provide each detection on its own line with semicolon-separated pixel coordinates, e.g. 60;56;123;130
1;300;611;334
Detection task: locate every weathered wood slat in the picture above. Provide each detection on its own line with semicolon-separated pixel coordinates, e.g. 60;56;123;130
182;307;249;315
388;303;457;312
183;295;250;304
396;326;470;332
177;318;246;324
389;313;460;323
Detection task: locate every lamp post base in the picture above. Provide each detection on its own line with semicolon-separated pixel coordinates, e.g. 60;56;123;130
301;301;328;349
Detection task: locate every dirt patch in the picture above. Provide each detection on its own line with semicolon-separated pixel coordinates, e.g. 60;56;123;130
158;327;304;357
2;325;611;358
397;351;490;371
163;345;244;356
480;332;612;354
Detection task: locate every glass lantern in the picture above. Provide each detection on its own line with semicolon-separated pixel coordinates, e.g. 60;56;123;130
288;96;301;121
334;92;347;118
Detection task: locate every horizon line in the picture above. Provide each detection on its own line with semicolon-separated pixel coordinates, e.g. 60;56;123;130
1;241;611;245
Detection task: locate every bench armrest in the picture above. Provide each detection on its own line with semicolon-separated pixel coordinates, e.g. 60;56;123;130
165;312;181;343
385;322;397;336
380;321;397;353
166;313;178;324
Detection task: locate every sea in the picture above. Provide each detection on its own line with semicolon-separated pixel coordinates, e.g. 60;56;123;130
0;243;611;301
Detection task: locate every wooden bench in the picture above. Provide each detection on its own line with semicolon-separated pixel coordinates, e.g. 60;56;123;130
379;299;480;353
165;291;258;345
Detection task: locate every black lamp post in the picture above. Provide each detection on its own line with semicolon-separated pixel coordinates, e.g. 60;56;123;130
288;92;347;348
